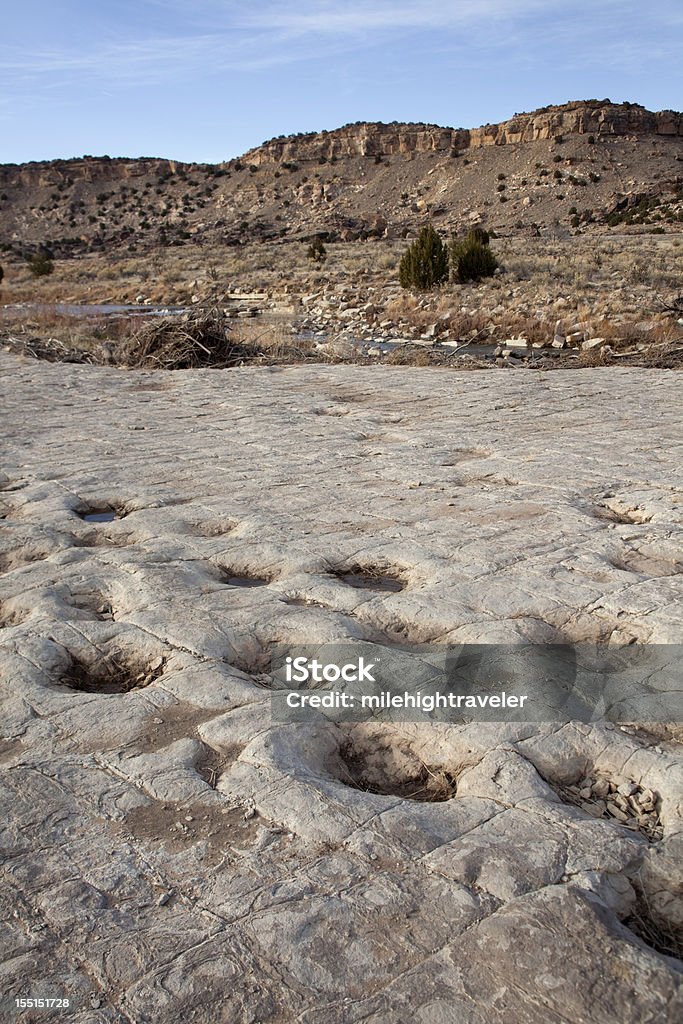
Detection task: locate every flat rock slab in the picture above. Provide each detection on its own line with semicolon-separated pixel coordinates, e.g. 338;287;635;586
0;354;681;1022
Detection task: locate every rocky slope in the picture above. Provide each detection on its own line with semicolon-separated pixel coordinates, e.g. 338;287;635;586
0;100;681;259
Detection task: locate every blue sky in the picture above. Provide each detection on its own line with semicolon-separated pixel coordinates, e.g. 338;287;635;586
2;1;681;164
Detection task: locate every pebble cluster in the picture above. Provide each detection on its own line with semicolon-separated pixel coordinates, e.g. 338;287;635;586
561;774;662;840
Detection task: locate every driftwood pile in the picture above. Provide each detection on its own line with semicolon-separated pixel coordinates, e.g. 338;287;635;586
116;305;321;369
117;305;244;369
2;333;92;363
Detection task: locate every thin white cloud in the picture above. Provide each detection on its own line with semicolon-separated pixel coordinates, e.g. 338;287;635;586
241;0;559;35
0;0;675;89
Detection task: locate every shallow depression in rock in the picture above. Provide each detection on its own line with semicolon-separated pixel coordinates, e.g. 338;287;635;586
59;653;166;694
76;502;130;523
215;564;273;588
337;730;459;802
81;511;118;523
330;566;405;593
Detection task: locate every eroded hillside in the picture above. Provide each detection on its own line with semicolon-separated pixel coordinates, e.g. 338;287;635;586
1;100;682;260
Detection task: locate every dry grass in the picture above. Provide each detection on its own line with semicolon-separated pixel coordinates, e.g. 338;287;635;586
1;233;681;370
626;888;683;961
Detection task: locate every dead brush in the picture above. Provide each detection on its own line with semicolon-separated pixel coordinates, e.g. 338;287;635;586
116;302;237;369
494;314;551;345
385;346;435;366
116;304;324;370
0;304;142;362
577;345;611;367
625;884;683;960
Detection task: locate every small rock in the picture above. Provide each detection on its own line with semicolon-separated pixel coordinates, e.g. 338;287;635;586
592;779;610;799
157;892;172;906
606;803;629;823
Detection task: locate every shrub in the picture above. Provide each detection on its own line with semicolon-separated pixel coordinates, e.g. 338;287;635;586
399;224;449;290
26;252;54;277
307;237;327;262
466;226;490;246
450;236;498;283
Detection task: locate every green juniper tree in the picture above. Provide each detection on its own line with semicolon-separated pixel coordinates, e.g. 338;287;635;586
449;229;498;283
307;237;327;263
399;223;449;290
26;251;54;278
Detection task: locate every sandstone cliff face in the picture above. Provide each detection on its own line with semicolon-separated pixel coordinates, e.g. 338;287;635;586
470;101;683;146
245;101;683;165
0;157;190;190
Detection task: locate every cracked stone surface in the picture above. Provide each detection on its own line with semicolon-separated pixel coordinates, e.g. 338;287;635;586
0;353;682;1022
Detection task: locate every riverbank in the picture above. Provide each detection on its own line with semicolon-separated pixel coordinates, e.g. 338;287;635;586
2;234;681;369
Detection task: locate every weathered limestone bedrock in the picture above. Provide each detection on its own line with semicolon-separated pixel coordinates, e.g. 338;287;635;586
0;352;681;1022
